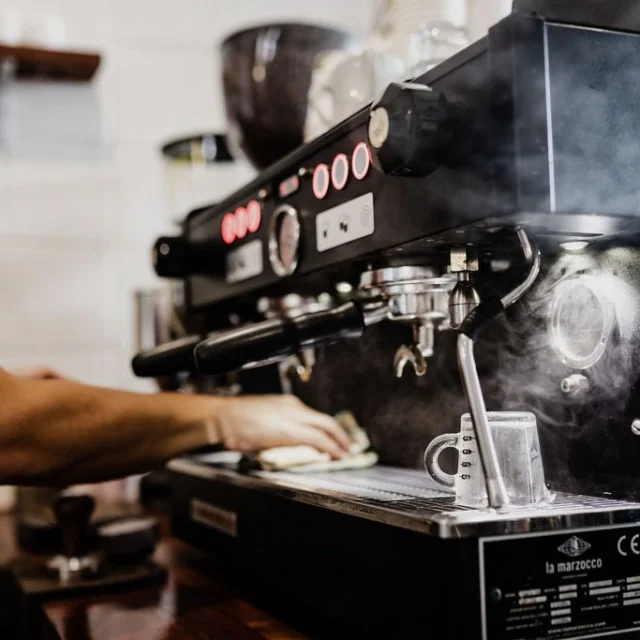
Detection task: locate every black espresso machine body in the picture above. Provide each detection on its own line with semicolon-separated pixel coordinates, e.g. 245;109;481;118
135;2;640;637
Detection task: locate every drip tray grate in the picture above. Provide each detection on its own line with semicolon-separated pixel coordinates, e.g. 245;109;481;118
174;457;640;538
257;466;450;503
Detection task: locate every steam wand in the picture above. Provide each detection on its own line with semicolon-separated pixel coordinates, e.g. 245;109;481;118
456;228;541;509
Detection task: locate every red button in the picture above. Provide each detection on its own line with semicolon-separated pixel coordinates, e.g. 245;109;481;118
351;142;371;180
312;163;330;199
331;153;349;190
221;213;236;244
247;200;262;232
235;206;248;239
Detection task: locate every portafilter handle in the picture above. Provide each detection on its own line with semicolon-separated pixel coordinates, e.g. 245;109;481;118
131;334;203;378
194;302;368;376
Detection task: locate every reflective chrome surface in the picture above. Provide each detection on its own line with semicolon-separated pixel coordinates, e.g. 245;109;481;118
46;553;102;584
549;274;614;370
168;459;640;540
359;265;456;376
268;204;301;277
359;266;456;321
456;228;541;509
258;293;334;319
458;333;509;507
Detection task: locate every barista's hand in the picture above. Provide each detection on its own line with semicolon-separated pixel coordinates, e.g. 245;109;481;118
212;395;351;459
10;366;66;380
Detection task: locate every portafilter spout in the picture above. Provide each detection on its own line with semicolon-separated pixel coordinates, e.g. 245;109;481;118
358;266;456;377
455;228;541;509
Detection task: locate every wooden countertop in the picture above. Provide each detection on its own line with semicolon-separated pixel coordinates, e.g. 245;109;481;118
0;511;313;640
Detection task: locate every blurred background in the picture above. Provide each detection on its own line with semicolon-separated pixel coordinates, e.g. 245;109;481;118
0;0;509;393
0;0;510;507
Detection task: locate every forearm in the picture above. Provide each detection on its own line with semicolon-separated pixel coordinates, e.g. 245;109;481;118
0;372;219;485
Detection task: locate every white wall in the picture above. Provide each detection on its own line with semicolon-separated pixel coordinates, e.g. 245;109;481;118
0;0;372;392
468;0;512;42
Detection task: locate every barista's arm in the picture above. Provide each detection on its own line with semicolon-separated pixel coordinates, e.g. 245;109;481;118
0;369;349;485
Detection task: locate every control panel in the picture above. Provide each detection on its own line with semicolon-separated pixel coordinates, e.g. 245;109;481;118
179;77;485;311
215;139;372;257
185;118;389;310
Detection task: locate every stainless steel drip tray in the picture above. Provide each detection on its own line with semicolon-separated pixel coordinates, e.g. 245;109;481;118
168;455;640;539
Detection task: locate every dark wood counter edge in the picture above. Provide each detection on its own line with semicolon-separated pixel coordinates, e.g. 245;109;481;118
0;510;346;640
0;44;101;81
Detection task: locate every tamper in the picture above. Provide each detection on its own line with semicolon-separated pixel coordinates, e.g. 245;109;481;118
46;493;102;584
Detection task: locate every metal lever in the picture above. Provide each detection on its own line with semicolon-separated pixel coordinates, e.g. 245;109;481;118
456;228;541;509
457;333;509;507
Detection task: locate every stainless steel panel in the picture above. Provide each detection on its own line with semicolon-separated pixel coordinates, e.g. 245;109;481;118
169;458;640;539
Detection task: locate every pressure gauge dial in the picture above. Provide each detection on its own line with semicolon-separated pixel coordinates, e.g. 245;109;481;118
269;204;301;277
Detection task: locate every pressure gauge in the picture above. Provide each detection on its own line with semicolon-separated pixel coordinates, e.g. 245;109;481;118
269;204;301;277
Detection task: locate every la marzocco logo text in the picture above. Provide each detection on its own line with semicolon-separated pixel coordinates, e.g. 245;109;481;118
545;536;603;575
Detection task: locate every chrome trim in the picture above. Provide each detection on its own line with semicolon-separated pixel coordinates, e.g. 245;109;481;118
501;228;541;309
459;227;540;510
268;204;301;277
368;107;390;149
257;292;333;319
458;334;509;508
543;23;557;212
362;303;391;326
359;265;453;289
549;275;613;370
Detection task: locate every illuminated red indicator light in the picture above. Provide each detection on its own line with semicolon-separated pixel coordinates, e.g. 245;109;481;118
235;206;248;239
247;199;262;232
221;213;236;244
351;142;371;180
331;153;349;190
312;163;330;199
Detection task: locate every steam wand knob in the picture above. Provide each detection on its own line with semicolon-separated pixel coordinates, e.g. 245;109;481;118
368;81;467;177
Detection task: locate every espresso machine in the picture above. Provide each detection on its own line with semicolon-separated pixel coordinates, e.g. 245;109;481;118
133;2;640;637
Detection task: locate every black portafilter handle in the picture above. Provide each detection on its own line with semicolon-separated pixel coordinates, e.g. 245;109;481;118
152;236;222;278
131;334;202;378
53;493;95;559
194;302;366;376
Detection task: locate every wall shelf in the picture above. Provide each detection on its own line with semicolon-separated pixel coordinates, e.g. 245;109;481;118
0;44;101;82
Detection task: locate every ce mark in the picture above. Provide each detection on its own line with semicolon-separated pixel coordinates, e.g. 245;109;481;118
618;534;640;556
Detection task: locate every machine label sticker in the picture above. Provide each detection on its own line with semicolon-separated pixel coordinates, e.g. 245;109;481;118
480;523;640;639
316;192;374;252
225;239;263;284
190;498;238;537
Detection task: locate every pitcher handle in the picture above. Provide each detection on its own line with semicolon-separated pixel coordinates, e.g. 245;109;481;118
423;434;458;488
